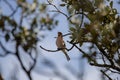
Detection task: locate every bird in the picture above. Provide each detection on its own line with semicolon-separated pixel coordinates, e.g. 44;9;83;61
56;32;70;61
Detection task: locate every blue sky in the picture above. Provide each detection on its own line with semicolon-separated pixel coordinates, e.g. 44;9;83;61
38;0;101;80
37;0;120;80
0;0;120;80
38;10;101;80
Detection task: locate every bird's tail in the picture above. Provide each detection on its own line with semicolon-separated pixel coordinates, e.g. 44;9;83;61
62;50;70;61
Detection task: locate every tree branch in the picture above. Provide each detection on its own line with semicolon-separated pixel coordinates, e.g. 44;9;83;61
90;62;120;72
54;33;72;38
90;63;112;68
0;41;14;57
40;44;74;52
49;10;68;18
47;0;69;18
15;44;33;80
109;69;120;74
3;0;14;11
101;70;113;80
95;44;114;65
29;48;38;72
101;53;106;64
68;41;96;62
9;6;19;17
40;46;60;52
13;9;33;80
79;9;84;28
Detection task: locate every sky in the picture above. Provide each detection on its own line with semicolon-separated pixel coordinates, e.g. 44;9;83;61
0;0;120;80
36;0;101;80
38;11;101;80
37;0;120;80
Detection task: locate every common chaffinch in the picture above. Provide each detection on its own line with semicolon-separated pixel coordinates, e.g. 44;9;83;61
56;32;70;61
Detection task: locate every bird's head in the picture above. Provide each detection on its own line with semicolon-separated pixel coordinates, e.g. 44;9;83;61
58;32;62;36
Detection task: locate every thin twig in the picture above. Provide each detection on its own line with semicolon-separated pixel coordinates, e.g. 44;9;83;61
109;69;120;74
4;0;14;11
68;41;97;63
40;44;74;52
90;63;112;68
54;33;71;38
95;43;114;65
101;52;106;64
79;9;84;28
47;0;87;26
90;62;120;72
19;12;24;27
40;46;60;52
66;45;74;51
75;12;89;18
101;70;113;80
63;33;72;37
47;0;69;18
9;6;19;17
29;48;38;72
68;11;88;20
0;41;14;57
49;10;68;18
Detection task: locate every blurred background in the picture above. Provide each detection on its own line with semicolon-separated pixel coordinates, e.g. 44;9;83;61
0;0;120;80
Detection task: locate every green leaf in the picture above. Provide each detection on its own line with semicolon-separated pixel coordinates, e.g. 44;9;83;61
70;27;76;32
87;13;96;22
23;45;29;52
55;20;58;25
79;42;83;47
60;4;66;7
94;0;104;7
110;1;113;8
40;18;46;23
9;20;17;27
20;0;26;2
5;34;10;42
0;19;4;28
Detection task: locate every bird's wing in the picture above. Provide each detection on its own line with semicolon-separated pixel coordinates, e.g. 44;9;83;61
62;40;66;48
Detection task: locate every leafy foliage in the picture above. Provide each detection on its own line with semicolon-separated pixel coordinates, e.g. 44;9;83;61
0;0;120;80
46;0;120;79
0;0;58;52
0;0;58;80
